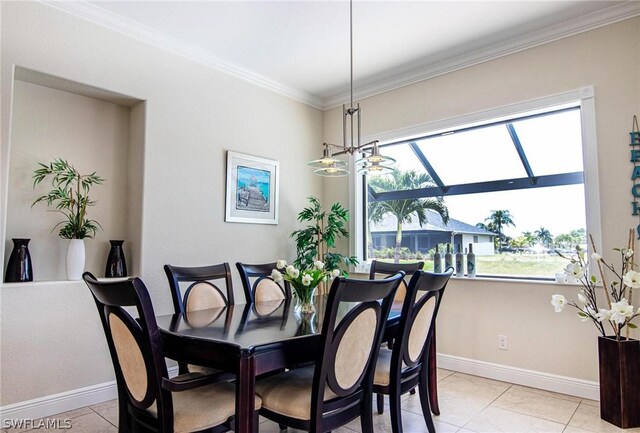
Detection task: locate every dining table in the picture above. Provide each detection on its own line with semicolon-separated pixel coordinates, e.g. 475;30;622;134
156;296;414;433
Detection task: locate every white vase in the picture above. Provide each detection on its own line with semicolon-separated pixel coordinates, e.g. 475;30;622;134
66;239;85;280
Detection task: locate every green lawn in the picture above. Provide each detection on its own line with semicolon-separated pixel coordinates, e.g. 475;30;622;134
377;254;568;278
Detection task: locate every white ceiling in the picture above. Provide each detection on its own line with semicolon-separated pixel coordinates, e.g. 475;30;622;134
49;1;640;109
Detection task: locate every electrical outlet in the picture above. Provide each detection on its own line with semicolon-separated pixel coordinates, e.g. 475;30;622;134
498;335;508;350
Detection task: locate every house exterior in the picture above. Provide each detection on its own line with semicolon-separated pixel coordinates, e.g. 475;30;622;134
370;209;496;256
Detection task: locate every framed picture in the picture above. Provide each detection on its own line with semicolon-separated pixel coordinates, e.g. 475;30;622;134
225;151;279;224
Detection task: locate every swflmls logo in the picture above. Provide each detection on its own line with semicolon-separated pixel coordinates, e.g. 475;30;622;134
3;418;72;429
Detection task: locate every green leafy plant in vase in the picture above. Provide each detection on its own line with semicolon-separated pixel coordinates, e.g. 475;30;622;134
32;158;104;280
291;196;358;293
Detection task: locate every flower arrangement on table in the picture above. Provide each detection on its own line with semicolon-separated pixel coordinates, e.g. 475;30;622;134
551;231;640;340
271;259;340;313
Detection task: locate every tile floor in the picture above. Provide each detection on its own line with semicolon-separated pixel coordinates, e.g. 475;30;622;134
5;370;639;433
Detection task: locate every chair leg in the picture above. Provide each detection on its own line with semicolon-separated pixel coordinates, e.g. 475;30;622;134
418;380;436;433
361;395;375;433
428;330;440;415
388;389;403;433
377;393;385;414
253;412;261;433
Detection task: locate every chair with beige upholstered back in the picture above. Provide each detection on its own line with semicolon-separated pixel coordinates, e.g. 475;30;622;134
255;272;404;433
164;263;235;314
82;272;261;433
164;263;236;376
368;260;424;304
235;262;291;304
372;268;453;433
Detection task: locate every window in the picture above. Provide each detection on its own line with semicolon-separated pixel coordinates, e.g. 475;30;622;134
359;90;600;280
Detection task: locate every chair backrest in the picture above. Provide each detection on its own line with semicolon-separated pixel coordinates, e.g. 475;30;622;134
164;263;234;314
369;260;424;303
309;272;404;427
236;262;291;303
391;268;453;377
83;272;173;429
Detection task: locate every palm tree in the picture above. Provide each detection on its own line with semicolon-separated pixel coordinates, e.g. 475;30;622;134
368;169;449;263
485;210;515;251
535;227;554;248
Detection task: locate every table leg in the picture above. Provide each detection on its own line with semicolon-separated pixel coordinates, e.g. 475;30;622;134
236;353;256;433
429;326;440;415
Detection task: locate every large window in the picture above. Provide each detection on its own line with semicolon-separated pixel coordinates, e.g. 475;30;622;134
362;99;594;279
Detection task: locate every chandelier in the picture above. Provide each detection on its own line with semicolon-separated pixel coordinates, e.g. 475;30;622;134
308;0;395;177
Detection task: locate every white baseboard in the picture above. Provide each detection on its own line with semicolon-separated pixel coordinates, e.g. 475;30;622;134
437;353;600;401
0;367;179;424
2;358;599;423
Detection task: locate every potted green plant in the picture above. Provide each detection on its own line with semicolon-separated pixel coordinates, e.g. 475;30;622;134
291;197;358;284
32;158;104;280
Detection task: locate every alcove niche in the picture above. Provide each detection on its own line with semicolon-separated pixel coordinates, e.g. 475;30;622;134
3;67;145;282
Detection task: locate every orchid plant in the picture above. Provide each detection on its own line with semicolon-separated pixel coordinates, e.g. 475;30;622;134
271;260;339;312
551;231;640;340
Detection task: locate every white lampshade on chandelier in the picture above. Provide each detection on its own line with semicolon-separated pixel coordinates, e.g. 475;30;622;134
308;0;395;177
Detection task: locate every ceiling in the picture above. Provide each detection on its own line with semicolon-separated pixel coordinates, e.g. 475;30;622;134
49;1;640;109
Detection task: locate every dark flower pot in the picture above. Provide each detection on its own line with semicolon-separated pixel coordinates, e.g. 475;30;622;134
105;240;127;278
598;336;640;428
5;238;33;282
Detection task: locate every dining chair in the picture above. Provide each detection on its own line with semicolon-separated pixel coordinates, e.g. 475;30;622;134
164;263;235;314
82;272;261;433
368;260;424;304
235;262;291;304
372;268;453;433
255;272;405;433
164;263;236;376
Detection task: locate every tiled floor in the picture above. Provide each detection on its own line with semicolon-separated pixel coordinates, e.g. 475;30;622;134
6;370;639;433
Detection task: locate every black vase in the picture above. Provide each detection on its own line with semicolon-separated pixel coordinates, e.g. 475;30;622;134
105;240;127;278
5;238;33;282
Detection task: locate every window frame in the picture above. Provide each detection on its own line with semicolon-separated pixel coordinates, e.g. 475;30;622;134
349;86;601;278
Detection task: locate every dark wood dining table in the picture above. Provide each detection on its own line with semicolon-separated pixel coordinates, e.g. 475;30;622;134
156;297;409;433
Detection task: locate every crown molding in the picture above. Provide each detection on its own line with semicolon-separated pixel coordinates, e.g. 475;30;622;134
39;0;639;111
39;1;325;109
322;1;640;110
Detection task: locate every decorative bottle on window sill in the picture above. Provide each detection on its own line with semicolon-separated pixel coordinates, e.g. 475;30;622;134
444;244;453;270
455;244;464;277
5;238;33;282
105;240;127;278
433;244;442;273
467;243;476;278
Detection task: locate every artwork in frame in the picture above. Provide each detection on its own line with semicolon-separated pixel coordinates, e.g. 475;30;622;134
225;151;279;224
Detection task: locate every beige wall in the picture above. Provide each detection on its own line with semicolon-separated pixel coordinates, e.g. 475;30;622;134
0;2;322;405
324;17;640;382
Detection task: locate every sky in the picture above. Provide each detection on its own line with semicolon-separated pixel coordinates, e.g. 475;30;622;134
443;184;586;238
378;106;587;239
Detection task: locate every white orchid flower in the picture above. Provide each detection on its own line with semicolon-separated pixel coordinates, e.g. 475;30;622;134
610;299;635;324
591;253;601;262
286;265;299;278
595;308;612;322
271;269;283;283
313;261;325;270
577;292;587;304
623;270;640;289
564;263;585;280
301;274;312;286
626;249;634;258
551;294;567;313
276;259;287;269
331;268;341;278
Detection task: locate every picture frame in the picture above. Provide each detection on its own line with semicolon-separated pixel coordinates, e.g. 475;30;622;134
225;151;279;224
